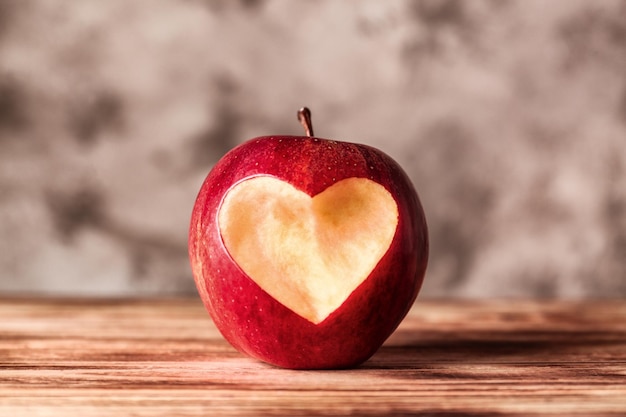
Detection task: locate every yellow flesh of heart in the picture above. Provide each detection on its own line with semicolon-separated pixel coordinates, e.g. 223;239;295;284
218;176;399;324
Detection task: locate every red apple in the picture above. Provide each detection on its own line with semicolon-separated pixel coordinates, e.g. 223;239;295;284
189;108;428;369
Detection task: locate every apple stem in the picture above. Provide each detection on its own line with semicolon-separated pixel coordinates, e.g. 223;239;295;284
297;107;314;137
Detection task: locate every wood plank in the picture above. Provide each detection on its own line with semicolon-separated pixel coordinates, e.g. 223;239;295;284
0;298;625;416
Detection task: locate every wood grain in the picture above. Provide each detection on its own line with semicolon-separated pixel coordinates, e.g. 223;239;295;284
1;298;625;416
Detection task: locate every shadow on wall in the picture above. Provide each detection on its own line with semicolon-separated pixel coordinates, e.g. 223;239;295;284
0;0;625;298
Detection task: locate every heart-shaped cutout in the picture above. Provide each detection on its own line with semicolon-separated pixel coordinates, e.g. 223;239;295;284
218;176;398;324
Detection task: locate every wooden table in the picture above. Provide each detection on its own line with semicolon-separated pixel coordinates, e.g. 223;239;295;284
1;298;625;416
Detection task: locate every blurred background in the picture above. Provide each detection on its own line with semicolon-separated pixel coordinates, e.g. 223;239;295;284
0;0;625;299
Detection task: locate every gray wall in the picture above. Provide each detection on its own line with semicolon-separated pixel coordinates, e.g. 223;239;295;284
1;0;625;298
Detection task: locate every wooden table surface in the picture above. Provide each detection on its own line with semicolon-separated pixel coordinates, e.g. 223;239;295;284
1;297;625;416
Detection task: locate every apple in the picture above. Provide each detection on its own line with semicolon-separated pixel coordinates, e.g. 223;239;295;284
189;108;428;369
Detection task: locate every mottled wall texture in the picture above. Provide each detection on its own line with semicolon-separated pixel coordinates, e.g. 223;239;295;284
1;0;625;298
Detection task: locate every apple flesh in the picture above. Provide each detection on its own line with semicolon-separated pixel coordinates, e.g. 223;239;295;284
219;175;399;325
189;133;428;369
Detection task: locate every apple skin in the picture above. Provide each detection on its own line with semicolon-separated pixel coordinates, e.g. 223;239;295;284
189;135;428;369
